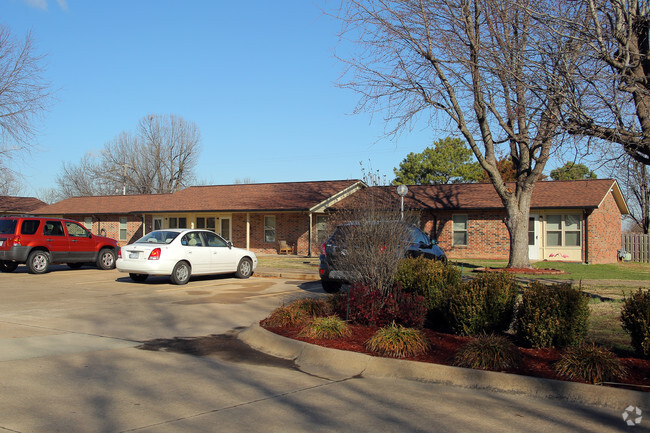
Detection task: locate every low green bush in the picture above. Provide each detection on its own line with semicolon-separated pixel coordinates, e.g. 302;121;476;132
365;323;430;358
555;343;628;384
513;282;589;349
395;257;461;314
620;288;650;358
442;271;518;336
298;316;351;339
452;333;521;371
291;298;331;318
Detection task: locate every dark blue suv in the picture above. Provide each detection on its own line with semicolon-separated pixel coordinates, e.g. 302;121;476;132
318;223;447;293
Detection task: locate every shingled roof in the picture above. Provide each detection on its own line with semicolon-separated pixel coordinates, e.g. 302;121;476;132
335;179;628;213
32;180;364;215
0;196;47;214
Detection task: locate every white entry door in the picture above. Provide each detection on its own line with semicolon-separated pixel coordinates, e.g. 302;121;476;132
528;214;539;260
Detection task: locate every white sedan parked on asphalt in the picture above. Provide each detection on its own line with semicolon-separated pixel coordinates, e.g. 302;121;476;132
116;229;257;285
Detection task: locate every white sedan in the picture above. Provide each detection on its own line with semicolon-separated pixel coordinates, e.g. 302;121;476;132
116;229;257;285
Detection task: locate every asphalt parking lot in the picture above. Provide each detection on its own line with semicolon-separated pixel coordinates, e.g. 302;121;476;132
0;266;638;432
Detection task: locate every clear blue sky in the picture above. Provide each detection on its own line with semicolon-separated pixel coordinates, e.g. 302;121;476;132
4;0;440;198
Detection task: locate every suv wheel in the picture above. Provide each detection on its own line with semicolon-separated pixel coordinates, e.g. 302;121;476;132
0;261;18;273
96;248;116;270
27;250;50;274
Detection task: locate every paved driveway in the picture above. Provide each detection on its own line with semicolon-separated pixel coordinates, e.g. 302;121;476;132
0;266;637;432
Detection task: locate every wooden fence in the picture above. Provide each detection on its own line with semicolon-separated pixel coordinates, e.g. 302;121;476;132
621;232;650;263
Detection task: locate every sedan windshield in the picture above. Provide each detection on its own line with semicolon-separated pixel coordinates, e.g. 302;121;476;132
135;231;180;244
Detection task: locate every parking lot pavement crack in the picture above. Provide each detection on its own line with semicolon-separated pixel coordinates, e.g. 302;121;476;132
118;377;355;433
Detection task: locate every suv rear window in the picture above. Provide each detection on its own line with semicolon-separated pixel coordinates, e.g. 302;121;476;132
0;219;17;235
20;220;41;235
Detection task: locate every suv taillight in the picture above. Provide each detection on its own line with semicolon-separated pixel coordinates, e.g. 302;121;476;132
11;236;21;246
320;242;327;256
148;248;161;260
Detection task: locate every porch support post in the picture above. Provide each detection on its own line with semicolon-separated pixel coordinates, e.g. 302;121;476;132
246;213;250;250
308;212;313;258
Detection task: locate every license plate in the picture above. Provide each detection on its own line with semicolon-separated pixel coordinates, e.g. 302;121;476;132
129;252;139;259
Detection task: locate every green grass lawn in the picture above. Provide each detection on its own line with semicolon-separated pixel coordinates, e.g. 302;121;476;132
453;259;650;281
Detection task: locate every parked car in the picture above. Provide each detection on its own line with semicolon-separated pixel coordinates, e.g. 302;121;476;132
319;223;447;293
116;229;257;285
0;216;118;274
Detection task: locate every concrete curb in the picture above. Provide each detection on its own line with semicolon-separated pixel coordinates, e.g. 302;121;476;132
238;322;650;409
253;270;318;281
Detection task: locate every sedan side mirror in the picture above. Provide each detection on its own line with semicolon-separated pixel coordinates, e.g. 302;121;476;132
227;241;233;249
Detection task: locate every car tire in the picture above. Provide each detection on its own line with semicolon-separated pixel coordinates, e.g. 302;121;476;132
0;261;18;273
235;258;253;279
321;280;342;294
27;250;50;274
170;261;191;285
67;263;83;269
96;248;116;270
129;273;148;282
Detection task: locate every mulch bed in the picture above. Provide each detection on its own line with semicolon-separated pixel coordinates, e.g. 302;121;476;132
263;323;650;392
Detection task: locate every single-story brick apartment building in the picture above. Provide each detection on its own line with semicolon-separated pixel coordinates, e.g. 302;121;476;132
30;178;627;264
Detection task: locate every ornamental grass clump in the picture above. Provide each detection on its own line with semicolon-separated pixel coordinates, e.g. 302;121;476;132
365;323;430;358
298;316;352;339
291;298;332;318
555;343;628;384
452;333;521;371
621;288;650;358
261;304;310;328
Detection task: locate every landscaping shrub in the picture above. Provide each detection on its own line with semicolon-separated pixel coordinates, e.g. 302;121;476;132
441;271;518;336
291;298;331;318
298;316;351;339
261;304;310;328
555;343;628;384
395;256;461;313
620;288;650;358
513;282;589;349
365;323;430;358
452;333;521;371
330;283;427;328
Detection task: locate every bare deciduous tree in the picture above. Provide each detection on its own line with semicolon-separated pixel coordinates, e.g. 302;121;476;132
56;114;201;198
337;0;578;268
0;25;52;193
554;0;650;166
610;154;649;233
328;188;417;296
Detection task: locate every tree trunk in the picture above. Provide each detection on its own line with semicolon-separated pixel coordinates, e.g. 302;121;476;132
503;187;533;269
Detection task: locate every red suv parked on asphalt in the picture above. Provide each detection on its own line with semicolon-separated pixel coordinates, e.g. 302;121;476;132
0;216;118;274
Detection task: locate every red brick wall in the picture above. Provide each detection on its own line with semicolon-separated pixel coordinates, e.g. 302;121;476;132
66;214;146;247
587;192;622;264
422;210;511;261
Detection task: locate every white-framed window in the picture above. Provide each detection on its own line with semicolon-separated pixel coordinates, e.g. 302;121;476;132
119;217;128;241
264;216;276;243
545;214;581;247
168;217;187;229
84;217;93;231
452;214;468;246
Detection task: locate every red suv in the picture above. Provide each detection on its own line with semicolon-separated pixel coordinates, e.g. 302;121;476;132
0;216;118;274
